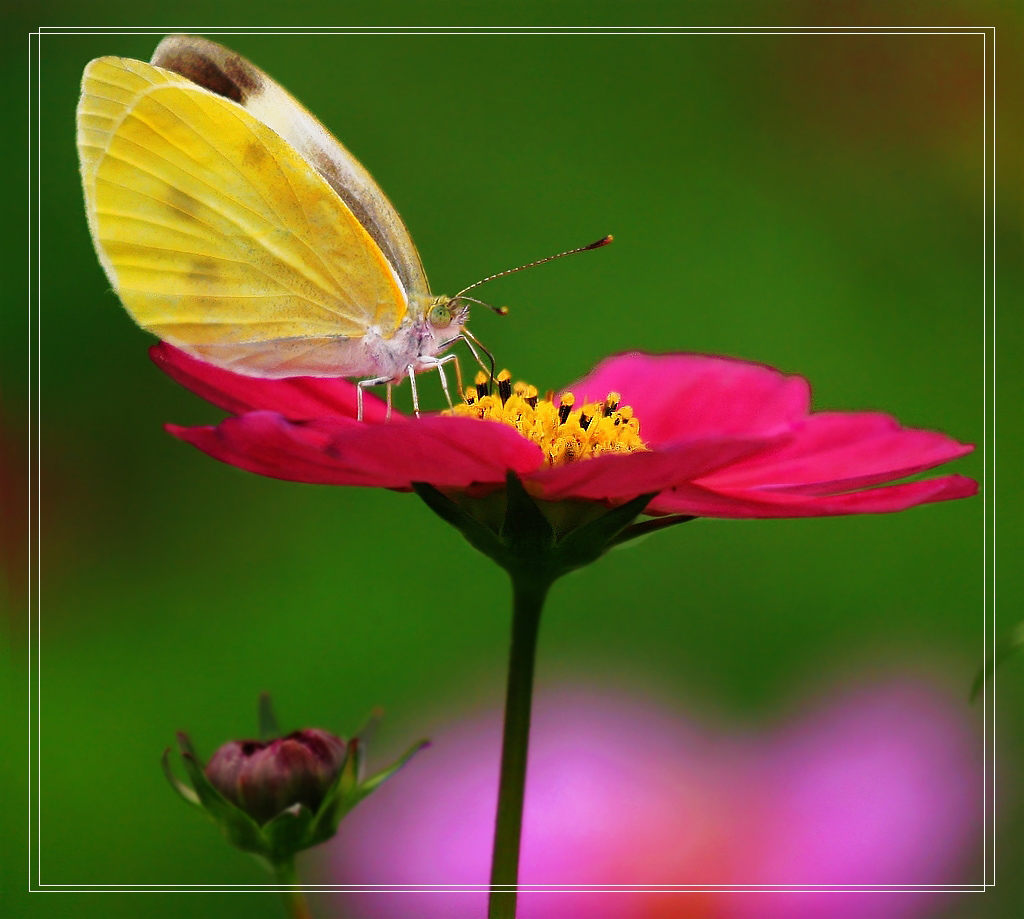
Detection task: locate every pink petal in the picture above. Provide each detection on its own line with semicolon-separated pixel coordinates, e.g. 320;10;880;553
700;412;974;495
168;412;543;488
527;432;792;502
324;415;544;488
647;475;978;518
168;414;366;485
151;343;389;423
563;352;810;447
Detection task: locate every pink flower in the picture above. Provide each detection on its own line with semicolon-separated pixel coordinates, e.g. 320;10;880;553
328;682;981;919
152;345;975;518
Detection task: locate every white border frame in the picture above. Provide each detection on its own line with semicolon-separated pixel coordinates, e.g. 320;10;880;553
27;23;997;898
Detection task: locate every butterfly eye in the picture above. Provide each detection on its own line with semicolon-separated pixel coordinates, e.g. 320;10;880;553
428;303;454;329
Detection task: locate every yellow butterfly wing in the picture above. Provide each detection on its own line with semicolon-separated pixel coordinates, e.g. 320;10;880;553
150;35;432;308
77;56;408;377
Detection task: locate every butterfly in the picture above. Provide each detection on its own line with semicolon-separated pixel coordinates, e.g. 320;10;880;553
77;35;610;418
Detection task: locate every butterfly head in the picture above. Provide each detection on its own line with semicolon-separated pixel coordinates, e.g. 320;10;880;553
401;295;473;372
427;296;470;334
417;294;470;354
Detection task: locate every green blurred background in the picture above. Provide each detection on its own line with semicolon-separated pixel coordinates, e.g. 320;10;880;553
5;1;1021;917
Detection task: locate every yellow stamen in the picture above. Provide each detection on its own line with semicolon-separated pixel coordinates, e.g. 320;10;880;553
444;371;647;466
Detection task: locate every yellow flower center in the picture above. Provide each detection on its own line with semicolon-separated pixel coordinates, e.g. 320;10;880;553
445;370;648;466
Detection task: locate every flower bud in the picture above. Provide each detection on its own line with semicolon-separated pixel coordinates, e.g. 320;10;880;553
205;729;347;825
163;695;428;869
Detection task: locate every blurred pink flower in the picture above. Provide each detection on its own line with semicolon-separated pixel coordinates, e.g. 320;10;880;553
152;344;975;518
328;682;980;919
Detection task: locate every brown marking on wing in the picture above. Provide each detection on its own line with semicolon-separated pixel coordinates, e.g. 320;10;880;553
304;145;400;279
167;186;202;222
188;258;221;284
223;54;263;95
155;48;262;104
242;141;269;168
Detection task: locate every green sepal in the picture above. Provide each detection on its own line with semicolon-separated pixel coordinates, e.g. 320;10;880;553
248;852;277;875
551;492;656;573
413;482;507;562
305;739;360;846
417;478;677;581
262;804;314;862
610;513;697;547
500;471;555;554
353;739;430;805
338;737;362;798
175;733;268;856
970;619;1024;703
258;692;280;741
352;707;384;747
305;738;430;847
305;806;343;848
161;747;201;807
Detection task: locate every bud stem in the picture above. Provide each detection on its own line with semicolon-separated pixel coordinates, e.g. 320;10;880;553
273;857;312;919
487;573;552;919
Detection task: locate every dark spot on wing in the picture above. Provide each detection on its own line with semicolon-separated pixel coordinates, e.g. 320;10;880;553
155;48;262;104
243;141;269;168
189;258;220;284
168;186;202;222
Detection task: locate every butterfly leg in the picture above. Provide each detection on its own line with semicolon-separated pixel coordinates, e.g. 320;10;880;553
407;365;421;417
432;352;460;409
357;375;392;423
451;354;464;397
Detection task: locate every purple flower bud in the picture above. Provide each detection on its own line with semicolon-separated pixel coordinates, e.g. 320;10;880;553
205;729;347;825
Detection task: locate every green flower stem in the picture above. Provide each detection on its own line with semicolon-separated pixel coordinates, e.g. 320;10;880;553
488;573;552;919
273;858;312;919
412;478;659;919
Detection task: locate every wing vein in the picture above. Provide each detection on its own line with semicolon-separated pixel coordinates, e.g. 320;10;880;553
95;177;329;304
136;95;352;298
96;207;221;245
96;147;347;306
117;290;332;307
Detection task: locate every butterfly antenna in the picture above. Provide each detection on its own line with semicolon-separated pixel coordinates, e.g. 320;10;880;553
453;234;613;300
